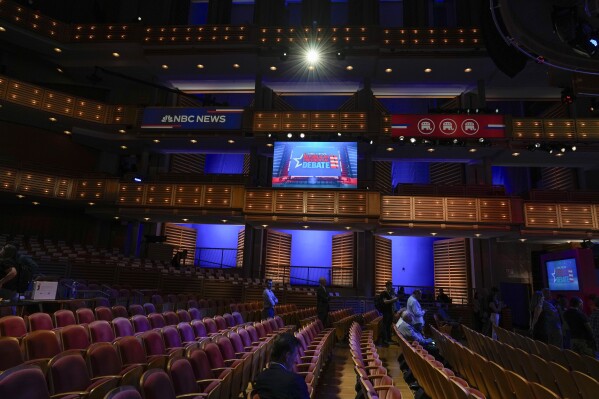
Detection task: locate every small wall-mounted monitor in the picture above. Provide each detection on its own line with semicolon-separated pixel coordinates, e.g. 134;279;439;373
546;258;580;291
271;142;358;189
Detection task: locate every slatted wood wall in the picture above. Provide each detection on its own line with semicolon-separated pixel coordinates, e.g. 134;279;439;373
332;232;355;287
374;235;392;294
164;223;197;264
265;230;292;283
433;238;470;304
540;167;577;191
430;163;464;185
374;161;393;194
236;229;245;268
170;154;205;174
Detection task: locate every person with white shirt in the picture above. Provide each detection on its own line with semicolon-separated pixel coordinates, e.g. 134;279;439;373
407;289;426;333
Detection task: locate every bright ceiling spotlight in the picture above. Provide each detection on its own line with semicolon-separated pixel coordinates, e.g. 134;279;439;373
305;48;321;65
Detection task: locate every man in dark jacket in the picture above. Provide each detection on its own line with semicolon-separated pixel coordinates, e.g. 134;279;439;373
316;277;330;327
379;280;399;347
253;332;310;399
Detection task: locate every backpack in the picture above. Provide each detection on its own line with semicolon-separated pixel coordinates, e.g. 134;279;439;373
16;256;36;293
374;293;385;312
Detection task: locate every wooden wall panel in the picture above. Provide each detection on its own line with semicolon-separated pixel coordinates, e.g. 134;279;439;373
332;232;354;287
117;184;145;206
173;185;204;207
164;223;197;264
0;167;18;191
478;198;511;223
236;229;245;268
433;238;469;305
204;186;232;208
265;230;292;284
338;192;367;214
73;179;105;201
275;191;304;214
524;203;559;228
146;184;174;206
306;192;335;214
374;235;392;295
414;197;445;221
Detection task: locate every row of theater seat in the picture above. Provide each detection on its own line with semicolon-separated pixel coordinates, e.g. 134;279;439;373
0;313;299;399
349;321;403;399
394;324;485;399
493;324;599;379
361;310;382;343
330;308;360;341
458;325;599;399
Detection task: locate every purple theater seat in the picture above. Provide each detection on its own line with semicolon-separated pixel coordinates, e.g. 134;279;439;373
22;330;61;361
213;315;228;332
112;317;135;338
162;311;179;326
222;313;235;328
112;305;129;319
95;306;114;322
0;337;24;372
0;315;27;338
0;364;53;399
142;303;155;315
53;310;76;328
177;322;198;345
140;369;202;399
188;308;201;321
191;320;208;339
188;348;232;399
27;312;54;331
131;315;152;334
76;308;96;324
104;385;143;399
167;357;221;399
88;320;116;343
128;304;145;317
58;324;90;350
148;313;167;329
86;343;143;388
202;318;219;335
176;309;191;323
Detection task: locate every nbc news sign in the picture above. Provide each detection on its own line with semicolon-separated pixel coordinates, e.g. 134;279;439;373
141;108;243;130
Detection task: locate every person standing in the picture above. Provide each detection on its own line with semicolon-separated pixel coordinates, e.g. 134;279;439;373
590;297;599;355
263;279;278;319
407;289;426;333
252;333;310;399
530;291;546;341
542;288;563;348
488;289;502;339
379;281;399;346
0;258;18;302
316;277;330;327
563;297;595;356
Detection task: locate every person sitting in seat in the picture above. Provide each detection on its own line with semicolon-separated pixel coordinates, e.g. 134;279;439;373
397;311;441;359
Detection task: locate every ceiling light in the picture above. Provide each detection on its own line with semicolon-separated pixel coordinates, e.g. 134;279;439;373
409;137;417;144
112;52;120;57
161;64;168;69
385;68;392;73
560;146;566;153
190;139;197;143
113;216;119;220
287;133;293;138
303;225;309;229
475;233;481;237
221;219;228;223
512;152;520;156
197;64;204;69
88;202;95;206
53;47;62;53
464;67;472;73
386;147;394;152
32;201;40;205
307;65;315;71
387;231;393;235
571;145;577;151
48;117;57;122
232;63;240;68
430;232;437;236
424;68;432;73
63;130;71;135
227;139;235;144
56;67;63;73
137;16;142;21
182;218;188;222
118;129;126;133
299;133;305;138
345;227;351;230
337;132;342;137
143;217;150;221
369;140;374;145
469;148;477;153
269;66;277;71
0;27;5;32
261;224;268;228
266;143;273;147
305;49;320;65
120;145;127;150
427;148;435;152
346;65;353;71
519;238;527;242
555;153;563;157
16;194;25;199
153;139;160;143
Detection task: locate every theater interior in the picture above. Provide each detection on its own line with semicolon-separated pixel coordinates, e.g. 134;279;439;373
1;1;599;398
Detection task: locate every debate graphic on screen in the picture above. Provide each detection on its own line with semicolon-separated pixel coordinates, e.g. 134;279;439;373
546;258;580;291
272;142;358;188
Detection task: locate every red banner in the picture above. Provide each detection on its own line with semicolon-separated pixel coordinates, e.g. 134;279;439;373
391;114;506;138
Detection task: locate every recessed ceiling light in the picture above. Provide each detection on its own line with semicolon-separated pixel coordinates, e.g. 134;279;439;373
427;148;435;152
346;65;353;71
555;152;564;157
118;129;126;133
262;224;268;228
475;233;481;237
120;145;127;150
112;52;120;57
269;66;277;71
161;64;168;69
469;148;477;153
464;67;472;73
32;201;40;205
299;133;305;139
56;67;63;73
424;68;432;73
88;202;95;206
266;143;273;147
0;27;6;32
227;139;235;144
153;139;160;143
113;216;120;220
307;65;315;71
221;219;228;223
143;217;150;221
512;152;520;156
182;218;188;222
287;133;293;138
519;238;527;242
232;63;240;68
385;68;392;73
196;64;204;69
430;232;437;236
190;139;197;144
16;194;25;199
303;225;309;229
345;226;351;230
387;231;393;235
53;47;62;53
63;130;71;135
49;117;57;122
386;147;394;152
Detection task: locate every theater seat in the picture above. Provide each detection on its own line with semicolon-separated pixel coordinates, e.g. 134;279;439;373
88;320;116;343
0;315;27;338
0;337;24;372
140;369;204;399
27;312;54;331
167;357;221;399
76;308;95;325
104;385;143;399
54;310;77;328
0;364;56;399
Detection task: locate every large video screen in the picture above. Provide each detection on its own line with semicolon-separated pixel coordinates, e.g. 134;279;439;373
546;258;580;291
272;142;358;189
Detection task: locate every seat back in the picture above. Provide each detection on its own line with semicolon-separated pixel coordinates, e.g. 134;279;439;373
53;310;76;328
76;308;96;324
22;330;61;361
131;315;152;333
0;337;24;371
162;326;183;350
191;320;207;338
28;312;54;331
0;315;27;337
177;322;196;343
86;342;122;377
128;305;145;317
163;311;179;326
104;385;143;399
113;317;135;338
47;351;91;394
112;306;129;319
188;308;201;321
88;320;116;343
0;364;51;399
167;357;198;395
95;306;114;322
141;330;167;356
140;369;176;399
59;324;90;350
148;313;167;329
115;336;147;365
176;310;191;323
143;303;156;315
203;318;218;334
